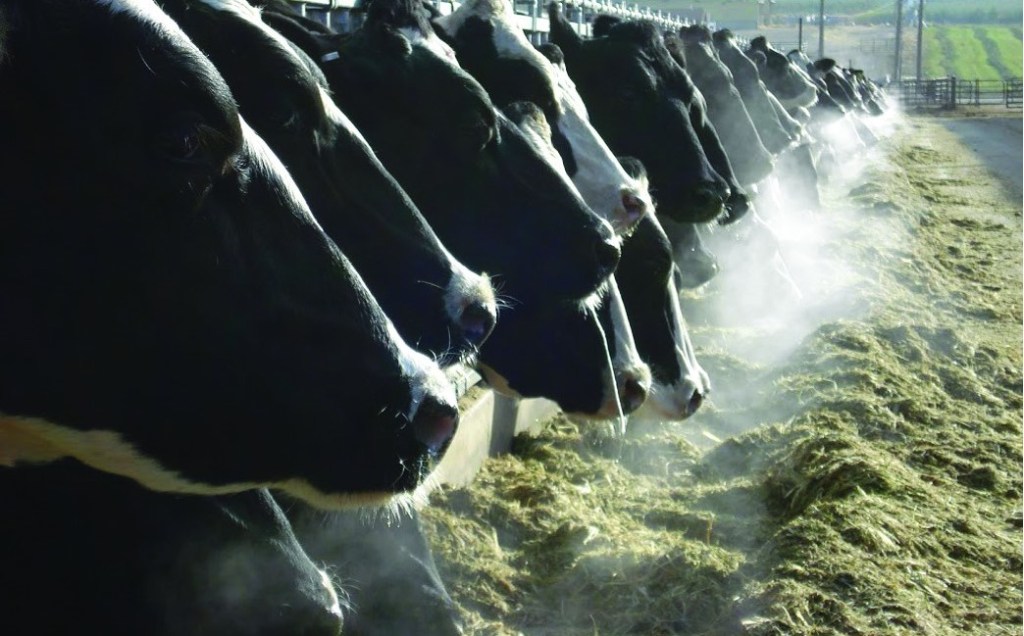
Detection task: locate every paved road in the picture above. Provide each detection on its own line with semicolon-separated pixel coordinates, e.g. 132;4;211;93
937;114;1023;201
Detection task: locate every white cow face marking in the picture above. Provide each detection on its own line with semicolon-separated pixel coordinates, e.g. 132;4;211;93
437;0;652;236
633;271;709;421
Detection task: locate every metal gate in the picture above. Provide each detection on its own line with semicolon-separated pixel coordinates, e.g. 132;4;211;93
1006;79;1023;109
898;77;1023;110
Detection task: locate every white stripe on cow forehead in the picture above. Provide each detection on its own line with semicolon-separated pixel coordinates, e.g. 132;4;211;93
436;0;559;90
548;74;654;234
199;0;314;64
319;88;375;149
239;117;322;230
439;0;567;125
196;0;263;22
95;0;196;43
197;0;319;74
399;27;460;68
547;60;587;116
438;0;653;233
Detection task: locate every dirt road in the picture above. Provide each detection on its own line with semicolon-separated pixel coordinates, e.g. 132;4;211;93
938;114;1023;199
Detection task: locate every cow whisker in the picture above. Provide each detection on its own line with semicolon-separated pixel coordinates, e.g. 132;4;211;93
415;279;445;291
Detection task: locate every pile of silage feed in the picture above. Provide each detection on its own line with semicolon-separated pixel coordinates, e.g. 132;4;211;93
421;115;1023;636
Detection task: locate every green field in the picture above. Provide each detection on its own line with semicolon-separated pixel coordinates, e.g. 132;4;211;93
654;0;1023;25
921;25;1023;80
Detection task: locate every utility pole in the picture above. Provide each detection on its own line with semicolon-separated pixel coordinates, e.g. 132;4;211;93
798;17;803;51
894;0;904;82
915;0;925;80
817;0;825;59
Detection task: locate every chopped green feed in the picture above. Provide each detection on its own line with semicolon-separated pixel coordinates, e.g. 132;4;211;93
422;114;1023;635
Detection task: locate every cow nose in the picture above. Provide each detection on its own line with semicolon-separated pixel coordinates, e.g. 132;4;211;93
691;186;726;220
619;376;650;414
676;255;719;290
594;238;621;279
721;191;752;225
411;394;459;455
458;300;497;346
619;190;648;231
684;388;704;418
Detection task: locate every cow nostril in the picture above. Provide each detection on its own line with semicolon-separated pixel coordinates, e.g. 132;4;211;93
676;254;719;290
685;389;704;417
593;238;621;277
620;190;647;228
692;186;725;218
458;301;497;345
411;395;459;455
721;192;752;225
620;376;650;414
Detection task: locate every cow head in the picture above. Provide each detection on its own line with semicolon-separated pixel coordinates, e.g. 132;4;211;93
159;0;497;365
712;29;799;156
0;0;458;510
433;0;652;236
678;25;775;189
615;158;709;419
747;36;819;111
299;0;619;304
548;4;730;224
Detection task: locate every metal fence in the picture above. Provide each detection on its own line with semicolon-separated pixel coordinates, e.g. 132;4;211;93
289;0;698;40
897;77;1023;110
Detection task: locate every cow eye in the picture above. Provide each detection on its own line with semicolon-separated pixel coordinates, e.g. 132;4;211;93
459;120;494;153
155;119;202;161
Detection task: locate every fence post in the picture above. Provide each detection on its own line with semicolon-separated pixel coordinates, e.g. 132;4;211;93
975;79;980;106
949;76;957;109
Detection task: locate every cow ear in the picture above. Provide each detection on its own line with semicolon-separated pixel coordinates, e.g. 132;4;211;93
260;11;333;62
502;101;552;146
365;23;414;57
547;2;583;59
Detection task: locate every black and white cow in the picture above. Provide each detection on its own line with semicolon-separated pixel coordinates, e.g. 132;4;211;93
677;24;775;189
805;56;880;148
747;35;820;114
847;68;888;117
0;0;458;510
267;0;621;305
431;0;653;236
480;100;652;419
548;3;730;224
0;460;344;635
614;159;709;420
430;19;659;416
476;289;644;418
711;31;826;213
659;30;752;225
157;0;497;364
713;29;798;156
